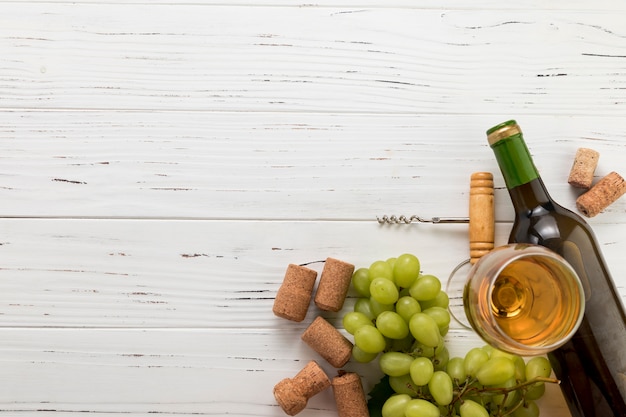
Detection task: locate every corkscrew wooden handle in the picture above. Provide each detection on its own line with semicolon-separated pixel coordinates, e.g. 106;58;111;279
469;172;495;264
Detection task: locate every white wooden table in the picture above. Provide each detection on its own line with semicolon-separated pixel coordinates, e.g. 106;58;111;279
2;2;625;416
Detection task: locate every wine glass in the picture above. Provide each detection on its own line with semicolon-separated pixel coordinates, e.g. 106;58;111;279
447;243;585;356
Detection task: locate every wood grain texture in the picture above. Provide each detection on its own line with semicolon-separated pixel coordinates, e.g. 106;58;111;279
1;2;626;417
2;0;624;9
0;218;623;327
0;219;490;328
1;111;625;221
1;4;626;114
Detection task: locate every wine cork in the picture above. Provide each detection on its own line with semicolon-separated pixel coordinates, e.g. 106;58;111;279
314;257;355;312
469;172;495;264
332;372;369;417
273;360;330;416
568;148;599;189
576;171;626;217
273;264;318;322
301;316;353;368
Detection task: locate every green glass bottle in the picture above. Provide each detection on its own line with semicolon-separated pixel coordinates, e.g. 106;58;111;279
487;120;626;417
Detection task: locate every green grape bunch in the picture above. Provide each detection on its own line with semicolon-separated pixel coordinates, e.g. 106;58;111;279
343;253;558;417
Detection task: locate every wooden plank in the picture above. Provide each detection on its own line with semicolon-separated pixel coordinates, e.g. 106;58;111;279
1;0;623;11
0;327;571;416
1;4;626;114
0;218;475;328
1;112;625;221
0;219;624;329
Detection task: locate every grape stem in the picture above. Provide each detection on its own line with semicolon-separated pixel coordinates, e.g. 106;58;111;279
481;376;559;392
447;376;560;417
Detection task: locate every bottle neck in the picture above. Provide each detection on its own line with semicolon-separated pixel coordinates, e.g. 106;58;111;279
490;130;552;211
508;178;552;213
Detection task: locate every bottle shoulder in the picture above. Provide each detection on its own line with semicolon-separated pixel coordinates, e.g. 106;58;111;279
510;202;594;246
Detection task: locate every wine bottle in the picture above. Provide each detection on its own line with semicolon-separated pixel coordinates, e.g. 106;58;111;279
487;120;626;417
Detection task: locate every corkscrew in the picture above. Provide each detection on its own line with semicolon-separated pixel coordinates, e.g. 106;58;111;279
376;215;468;225
377;172;495;265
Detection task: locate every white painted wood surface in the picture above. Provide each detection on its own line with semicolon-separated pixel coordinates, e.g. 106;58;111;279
1;2;625;416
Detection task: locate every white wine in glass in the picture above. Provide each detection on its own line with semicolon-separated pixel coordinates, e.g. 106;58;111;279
463;243;585;356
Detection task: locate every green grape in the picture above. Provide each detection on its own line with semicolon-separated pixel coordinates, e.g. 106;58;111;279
432;344;449;371
379;352;414;376
389;374;419;396
404;399;440;417
393;253;420;288
446;357;467;383
351;268;371;297
512;401;540;417
354;297;376;320
524;356;551;397
491;378;520;407
488;348;512;360
386;257;397;269
488;349;527;381
464;347;490;377
525;356;551;380
422;306;451;331
370;260;394;282
382;394;411;417
389;334;415;352
354;325;386;353
399;287;411;298
370;277;399;305
409;313;441;347
481;344;494;357
428;371;453;406
440;405;454;417
384;336;395;352
409;274;442;301
396;296;421;323
525;382;545;400
352;345;377;363
419;290;450;310
513;355;526;382
342;311;373;335
475;356;516;386
409;356;434;385
459;399;489;417
411;340;435;358
370;298;394;317
376;310;410;339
